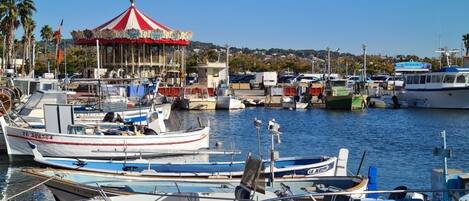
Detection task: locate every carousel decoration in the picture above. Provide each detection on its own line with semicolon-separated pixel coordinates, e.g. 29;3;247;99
71;0;192;82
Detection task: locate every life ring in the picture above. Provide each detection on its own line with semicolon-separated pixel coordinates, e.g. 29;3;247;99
0;92;12;114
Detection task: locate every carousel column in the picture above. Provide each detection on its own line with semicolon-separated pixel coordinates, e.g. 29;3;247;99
112;44;116;75
131;43;135;76
150;44;153;76
137;44;141;77
181;46;186;87
163;44;166;76
121;44;125;77
142;43;146;77
102;46;105;74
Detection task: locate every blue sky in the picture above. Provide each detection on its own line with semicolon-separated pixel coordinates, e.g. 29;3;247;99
33;0;468;57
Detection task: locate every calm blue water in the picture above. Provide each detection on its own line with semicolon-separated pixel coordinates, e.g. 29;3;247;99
1;107;469;200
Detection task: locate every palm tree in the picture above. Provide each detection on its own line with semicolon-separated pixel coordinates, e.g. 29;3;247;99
40;25;52;57
0;0;35;72
463;34;469;56
18;0;36;75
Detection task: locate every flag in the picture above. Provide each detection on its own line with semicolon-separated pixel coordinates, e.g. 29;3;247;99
54;19;63;44
56;48;64;66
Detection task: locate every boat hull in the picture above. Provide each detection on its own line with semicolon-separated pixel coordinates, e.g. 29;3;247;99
216;96;245;109
180;99;216;110
326;95;365;110
23;168;368;201
1;119;209;158
34;153;338;177
398;88;469;109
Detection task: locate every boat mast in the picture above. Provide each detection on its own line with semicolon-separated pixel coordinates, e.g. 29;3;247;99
96;39;102;111
225;44;230;88
268;119;281;186
362;44;367;82
327;48;331;81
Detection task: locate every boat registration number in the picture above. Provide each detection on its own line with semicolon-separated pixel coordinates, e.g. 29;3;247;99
22;132;53;140
307;163;334;175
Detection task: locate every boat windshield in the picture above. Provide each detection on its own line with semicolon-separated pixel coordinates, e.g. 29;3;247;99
330;81;347;87
18;92;67;116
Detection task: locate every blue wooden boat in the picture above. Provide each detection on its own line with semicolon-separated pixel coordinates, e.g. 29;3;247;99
22;167;368;201
29;142;348;178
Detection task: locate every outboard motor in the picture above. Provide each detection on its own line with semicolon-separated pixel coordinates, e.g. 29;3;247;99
389;186;408;200
143;128;158;135
392;95;401;108
234;186;251;200
103;112;116;122
103;112;124;123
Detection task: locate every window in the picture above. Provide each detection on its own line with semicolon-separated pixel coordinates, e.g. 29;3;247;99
456;75;466;84
443;75;455;83
426;75;431;83
412;76;419;84
431;75;443;83
420;76;426;84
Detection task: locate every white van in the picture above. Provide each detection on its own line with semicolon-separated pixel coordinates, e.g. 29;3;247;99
250;72;278;88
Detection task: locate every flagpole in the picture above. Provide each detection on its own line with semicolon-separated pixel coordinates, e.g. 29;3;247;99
55;39;59;79
64;40;67;78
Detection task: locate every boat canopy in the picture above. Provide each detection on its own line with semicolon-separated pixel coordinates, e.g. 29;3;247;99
395;61;431;72
436;66;469;73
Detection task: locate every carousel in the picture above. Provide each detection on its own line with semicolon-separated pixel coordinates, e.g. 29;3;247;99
71;0;192;85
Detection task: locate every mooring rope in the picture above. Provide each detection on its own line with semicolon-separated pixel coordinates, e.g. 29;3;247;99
3;177;56;201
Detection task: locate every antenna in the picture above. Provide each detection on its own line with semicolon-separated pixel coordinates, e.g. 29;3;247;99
435;47;460;67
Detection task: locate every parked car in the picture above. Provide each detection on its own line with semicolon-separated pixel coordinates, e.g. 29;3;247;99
295;74;320;83
347;76;372;84
186;76;197;85
384;76;404;90
278;75;296;84
370;75;389;86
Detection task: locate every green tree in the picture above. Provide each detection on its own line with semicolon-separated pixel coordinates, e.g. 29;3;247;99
39;24;53;72
19;7;36;75
0;0;35;71
463;34;469;56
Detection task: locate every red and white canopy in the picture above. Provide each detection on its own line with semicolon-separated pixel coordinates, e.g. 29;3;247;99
72;2;192;46
95;3;172;32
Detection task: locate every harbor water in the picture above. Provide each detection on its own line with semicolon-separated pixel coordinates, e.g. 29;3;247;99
1;107;469;200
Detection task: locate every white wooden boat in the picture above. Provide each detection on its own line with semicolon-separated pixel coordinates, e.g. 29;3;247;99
179;87;216;110
30;142;344;178
281;96;309;110
216;96;245;110
0;109;210;158
16;90;171;129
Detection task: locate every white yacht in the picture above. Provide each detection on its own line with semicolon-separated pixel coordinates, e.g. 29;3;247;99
398;67;469;109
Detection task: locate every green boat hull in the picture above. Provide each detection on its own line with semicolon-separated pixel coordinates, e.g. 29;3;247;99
326;95;366;110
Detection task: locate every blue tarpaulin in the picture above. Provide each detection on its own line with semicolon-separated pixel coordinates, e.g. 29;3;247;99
127;85;145;98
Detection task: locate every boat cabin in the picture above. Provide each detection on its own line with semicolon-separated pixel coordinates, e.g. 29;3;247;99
194;62;227;88
404;67;469;90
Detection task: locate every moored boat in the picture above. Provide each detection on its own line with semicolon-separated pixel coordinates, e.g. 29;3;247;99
397;67;469;109
281;96;309;110
22;167;368;201
29;142;346;178
216;96;245;110
325;80;366;110
179;87;216;110
0;110;210;158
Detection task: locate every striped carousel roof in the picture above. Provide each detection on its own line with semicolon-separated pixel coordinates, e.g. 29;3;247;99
71;1;192;46
95;2;172;32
